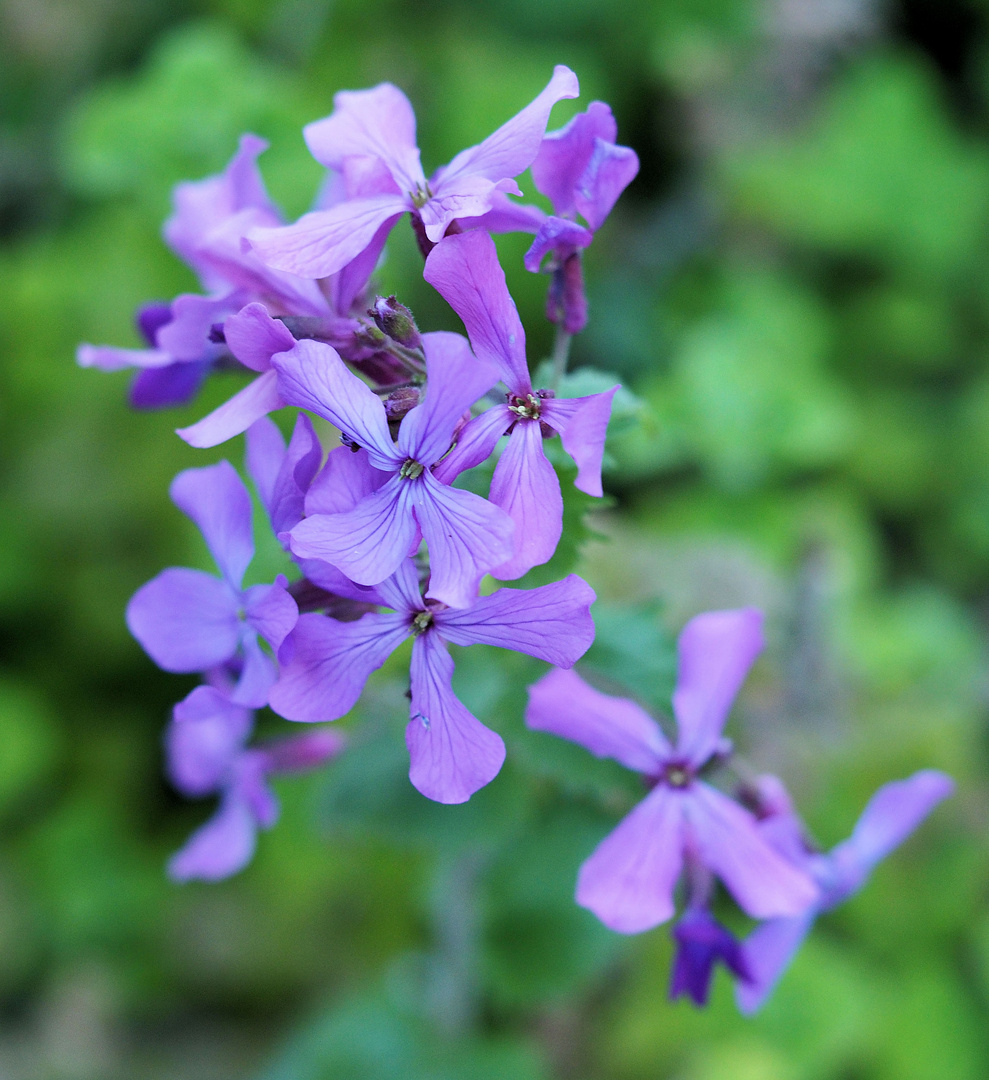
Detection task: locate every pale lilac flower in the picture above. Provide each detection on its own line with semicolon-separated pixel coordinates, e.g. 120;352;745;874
270;559;596;804
248;68;579;278
524;102;639;333
167;683;344;881
525;609;819;933
423;229;617;579
670;906;751;1006
735;769;954;1014
274;332;515;608
126;461;298;707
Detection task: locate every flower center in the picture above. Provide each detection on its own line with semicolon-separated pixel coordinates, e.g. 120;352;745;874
400;458;424;479
508;393;542;420
410;183;433;209
411;610;433;636
664;763;693;789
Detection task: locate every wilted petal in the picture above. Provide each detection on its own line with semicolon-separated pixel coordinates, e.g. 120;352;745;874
290;474;417;587
525;667;670;773
170;461;254;588
574;138;639;231
685;783;819;919
436;66;579;188
540;387;617;497
243;580;298;651
398;332;499;466
269;611;409;721
437;574;596;667
176;369;285;449
523;217;593;272
130;361;211;409
272;339;399;469
127;568;240;672
423;230;530;392
672;608;765;767
531;101;617;216
304;83;425;193
576;784;684;933
413;470;515;609
167;685;253;796
826;770;954;906
224;302;296;373
305;446;390;517
168;793;259;882
406;634;506;804
249;197;407;279
488;420;562;580
431;404;512;486
735;914;815;1015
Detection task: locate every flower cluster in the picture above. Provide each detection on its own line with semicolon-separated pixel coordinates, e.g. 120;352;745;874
82;66;951;1015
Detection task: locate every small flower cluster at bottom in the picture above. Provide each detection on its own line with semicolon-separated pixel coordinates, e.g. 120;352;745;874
526;608;953;1011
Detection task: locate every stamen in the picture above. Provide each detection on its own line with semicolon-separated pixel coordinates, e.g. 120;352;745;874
411;610;433;636
400;458;424;479
507;393;542;420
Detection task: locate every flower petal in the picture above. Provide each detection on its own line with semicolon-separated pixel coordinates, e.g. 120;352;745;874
243;580;299;651
249;413;323;537
272;339;398;469
261;729;347;774
398;331;500;466
406;634;506;804
372;558;423;615
305;446;390;517
248;197;407;279
223;302;296;373
435;66;579;188
230;631;277;708
523;216;593;272
289;474;417;587
245;416;285;510
168;792;259;882
156;292;239;361
77;344;173;371
540;387;617;497
431;404;512;486
436;574;596;667
672;608;765;767
176;369;285;449
826;770;954;906
524;666;670;772
574;138;640;231
268;611;409;721
575;784;684;933
303;83;426;193
530;101;617;216
488;419;563;580
685;783;819;919
423;230;530;392
126;568;240;672
455;191;547;235
130;361;211;409
170;461;254;588
413;470;515;609
167;685;253;796
735;914;816;1015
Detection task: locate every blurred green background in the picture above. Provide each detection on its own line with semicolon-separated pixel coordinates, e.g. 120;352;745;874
1;0;988;1076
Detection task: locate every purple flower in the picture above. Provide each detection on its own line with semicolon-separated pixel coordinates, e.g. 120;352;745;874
670;907;751;1007
79;135;378;425
126;461;298;707
423;230;617;579
274;331;515;608
735;769;954;1014
269;559;596;804
525;609;819;933
245;412;323;542
166;683;344;881
524;102;639;334
248;68;579;278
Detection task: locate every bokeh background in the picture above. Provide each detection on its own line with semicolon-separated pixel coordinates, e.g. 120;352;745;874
1;0;988;1076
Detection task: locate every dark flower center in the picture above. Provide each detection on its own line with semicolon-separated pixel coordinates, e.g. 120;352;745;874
664;763;693;788
508;393;542;420
411;610;433;636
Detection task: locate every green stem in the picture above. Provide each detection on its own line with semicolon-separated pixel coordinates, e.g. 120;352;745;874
550;325;572;390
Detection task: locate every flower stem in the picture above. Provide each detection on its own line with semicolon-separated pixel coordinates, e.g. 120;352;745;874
550;325;572;389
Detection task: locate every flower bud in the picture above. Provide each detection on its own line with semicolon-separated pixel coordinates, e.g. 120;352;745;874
371;295;422;350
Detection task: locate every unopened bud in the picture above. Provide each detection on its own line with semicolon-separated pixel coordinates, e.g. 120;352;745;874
371;295;422;350
384;385;421;422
